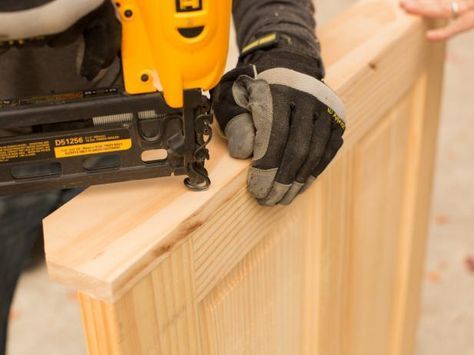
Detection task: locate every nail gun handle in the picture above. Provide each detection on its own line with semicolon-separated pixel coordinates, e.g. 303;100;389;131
116;0;232;108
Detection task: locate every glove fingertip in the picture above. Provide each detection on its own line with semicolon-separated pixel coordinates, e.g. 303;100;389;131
247;167;278;200
259;182;291;206
228;133;254;159
225;113;256;159
300;176;317;195
280;182;304;205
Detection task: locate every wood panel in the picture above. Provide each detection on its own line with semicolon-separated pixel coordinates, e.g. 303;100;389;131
199;212;307;355
44;0;429;302
43;1;445;354
389;28;446;355
304;153;353;355
79;241;202;355
348;91;412;355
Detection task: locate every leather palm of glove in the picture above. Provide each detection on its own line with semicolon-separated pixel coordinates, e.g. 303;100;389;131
0;0;121;81
212;35;346;206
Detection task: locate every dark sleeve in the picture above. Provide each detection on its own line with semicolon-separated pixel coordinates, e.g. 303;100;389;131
232;0;321;60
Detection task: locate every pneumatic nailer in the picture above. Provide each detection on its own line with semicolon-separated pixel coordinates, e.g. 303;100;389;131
0;0;231;195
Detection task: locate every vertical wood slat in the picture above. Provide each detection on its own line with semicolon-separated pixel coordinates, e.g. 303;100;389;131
389;32;446;355
304;154;353;355
199;211;307;355
348;92;413;355
79;241;201;355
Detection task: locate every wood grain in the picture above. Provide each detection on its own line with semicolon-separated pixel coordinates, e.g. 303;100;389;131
43;1;445;354
44;0;430;301
79;241;202;355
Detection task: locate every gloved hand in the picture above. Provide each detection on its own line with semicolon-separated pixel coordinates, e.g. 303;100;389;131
0;0;121;80
212;34;346;206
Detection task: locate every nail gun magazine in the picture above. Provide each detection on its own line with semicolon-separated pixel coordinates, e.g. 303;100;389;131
0;0;231;195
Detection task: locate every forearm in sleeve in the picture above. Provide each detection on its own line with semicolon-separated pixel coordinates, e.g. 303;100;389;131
232;0;322;66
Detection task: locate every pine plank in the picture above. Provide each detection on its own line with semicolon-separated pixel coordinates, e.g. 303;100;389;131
44;1;432;302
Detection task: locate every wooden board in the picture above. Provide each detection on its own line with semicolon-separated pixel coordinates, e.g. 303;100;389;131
43;1;445;354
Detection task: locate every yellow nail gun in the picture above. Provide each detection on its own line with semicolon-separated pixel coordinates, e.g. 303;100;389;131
0;0;231;195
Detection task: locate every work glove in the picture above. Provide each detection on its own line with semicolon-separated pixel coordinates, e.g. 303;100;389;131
212;34;346;206
0;0;121;81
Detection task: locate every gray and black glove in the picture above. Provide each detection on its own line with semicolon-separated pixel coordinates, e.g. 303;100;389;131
212;34;346;206
0;0;121;80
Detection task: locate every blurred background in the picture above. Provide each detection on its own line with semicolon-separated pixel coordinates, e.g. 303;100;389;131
6;1;474;354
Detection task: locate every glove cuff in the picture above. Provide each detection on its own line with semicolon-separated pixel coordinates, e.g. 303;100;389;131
238;32;325;80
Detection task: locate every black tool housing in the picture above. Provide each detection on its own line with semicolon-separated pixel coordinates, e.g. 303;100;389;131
0;88;212;195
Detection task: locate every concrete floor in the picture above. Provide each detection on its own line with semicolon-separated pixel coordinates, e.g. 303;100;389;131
6;2;474;355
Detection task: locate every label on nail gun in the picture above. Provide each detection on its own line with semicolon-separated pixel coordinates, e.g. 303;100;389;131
53;130;132;159
0;140;52;163
0;130;132;164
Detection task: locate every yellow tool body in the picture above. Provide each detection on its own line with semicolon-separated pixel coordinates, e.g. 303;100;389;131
116;0;232;108
0;0;232;194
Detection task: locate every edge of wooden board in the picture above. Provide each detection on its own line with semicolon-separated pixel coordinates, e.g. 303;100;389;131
44;1;429;301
